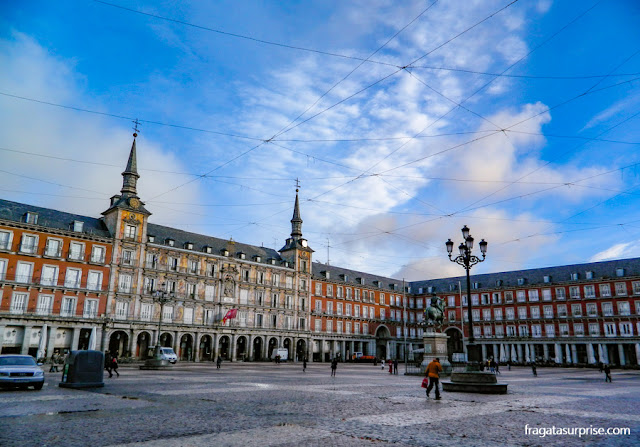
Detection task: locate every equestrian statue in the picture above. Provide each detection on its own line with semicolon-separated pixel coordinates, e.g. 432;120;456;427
424;295;444;326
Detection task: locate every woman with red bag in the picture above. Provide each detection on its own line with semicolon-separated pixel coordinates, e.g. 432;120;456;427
424;358;442;400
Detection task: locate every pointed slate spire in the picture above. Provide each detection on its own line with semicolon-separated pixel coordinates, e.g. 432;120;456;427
120;135;140;198
290;189;303;239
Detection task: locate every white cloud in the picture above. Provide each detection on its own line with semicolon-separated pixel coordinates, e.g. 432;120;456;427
590;241;640;262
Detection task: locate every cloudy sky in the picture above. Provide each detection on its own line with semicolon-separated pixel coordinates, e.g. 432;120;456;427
1;0;640;281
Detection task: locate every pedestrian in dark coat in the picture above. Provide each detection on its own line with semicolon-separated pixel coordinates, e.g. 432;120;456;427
604;364;612;382
111;352;120;377
216;356;222;369
531;362;537;377
330;358;338;377
105;351;113;378
393;358;398;375
303;358;307;372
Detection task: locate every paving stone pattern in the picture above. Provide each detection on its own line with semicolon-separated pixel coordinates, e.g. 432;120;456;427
0;363;638;446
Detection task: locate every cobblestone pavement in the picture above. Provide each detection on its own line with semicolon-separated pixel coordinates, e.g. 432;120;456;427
1;363;638;446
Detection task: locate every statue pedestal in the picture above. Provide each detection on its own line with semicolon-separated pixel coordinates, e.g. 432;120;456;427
420;330;451;376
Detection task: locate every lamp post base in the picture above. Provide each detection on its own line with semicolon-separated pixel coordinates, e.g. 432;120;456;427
466;343;482;370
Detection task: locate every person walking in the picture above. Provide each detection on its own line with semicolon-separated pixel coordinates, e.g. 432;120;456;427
604;364;612;382
531;362;537;377
331;358;338;377
393;358;398;375
105;351;113;378
425;357;443;400
507;360;511;371
111;352;120;378
388;359;393;374
216;356;222;369
49;353;59;373
495;361;500;375
303;357;307;372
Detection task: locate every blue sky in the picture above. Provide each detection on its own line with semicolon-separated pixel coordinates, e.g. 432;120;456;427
1;0;640;280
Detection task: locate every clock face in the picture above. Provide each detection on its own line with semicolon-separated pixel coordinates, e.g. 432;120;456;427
129;198;140;209
300;251;308;258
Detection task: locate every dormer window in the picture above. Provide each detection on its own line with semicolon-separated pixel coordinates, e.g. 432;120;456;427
616;268;625;277
418;287;424;294
184;242;194;250
72;221;84;232
473;282;480;289
268;258;276;265
237;252;246;260
517;278;525;286
356;277;364;285
340;274;348;281
165;238;175;247
254;255;261;263
543;275;551;283
449;283;457;291
221;249;229;257
148;235;155;243
391;284;398;291
585;271;593;280
427;286;434;294
203;245;212;254
496;280;503;287
570;273;579;281
373;280;381;287
24;212;38;225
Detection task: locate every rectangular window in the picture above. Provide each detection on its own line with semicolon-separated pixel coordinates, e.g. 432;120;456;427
494;308;503;320
337;321;343;334
518;307;527;319
617;301;630;316
620;322;633;336
504;291;514;303
16;261;33;283
615;282;627;296
369;307;375;319
571;303;582;317
472;309;480;321
559;324;569;336
495;326;504;337
557;304;567;318
286;276;293;289
122;250;134;266
45;239;62;257
184;308;194;324
346;304;352;316
346;288;352;300
205;285;216;302
40;265;59;286
0;259;6;281
68;242;84;260
326;284;333;297
363;323;369;335
632;281;640;295
255;313;263;328
87;271;103;291
543;305;553;318
118;274;132;293
506;325;516;336
354;305;360;317
326;320;333;333
315;283;322;296
11;292;28;314
271;314;277;328
115;301;129;320
20;234;38;254
83;299;99;318
506;308;515;320
327;301;333;315
584;285;595;298
61;297;77;317
569;286;580;299
589;323;599;336
285;295;293;309
315;300;322;312
447;296;455;307
492;293;501;304
346;322;352;334
337;286;343;298
355;289;360;301
545;324;555;337
530;306;540;319
380;308;385;320
337;303;343;315
555;288;566;300
36;294;53;315
379;293;385;305
482;309;491;321
604;323;616;337
516;290;526;302
141;303;153;321
531;324;542;338
271;293;278;308
188;283;198;299
599;284;611;297
528;290;539;302
315;319;322;333
542;289;552;301
586;303;597;317
91;245;106;263
124;225;137;239
189;260;199;275
471;294;479;305
573;323;584;336
0;230;12;250
65;268;81;288
602;302;613;316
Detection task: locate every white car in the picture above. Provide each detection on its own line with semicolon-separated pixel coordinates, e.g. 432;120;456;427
0;355;45;390
159;348;177;364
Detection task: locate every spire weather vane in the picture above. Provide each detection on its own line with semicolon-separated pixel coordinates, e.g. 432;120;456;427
132;118;141;137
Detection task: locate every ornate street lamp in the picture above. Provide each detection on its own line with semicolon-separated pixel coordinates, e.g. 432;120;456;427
446;226;487;365
151;283;174;361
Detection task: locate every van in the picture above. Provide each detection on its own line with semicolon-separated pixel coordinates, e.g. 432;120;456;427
271;348;289;361
159;347;177;364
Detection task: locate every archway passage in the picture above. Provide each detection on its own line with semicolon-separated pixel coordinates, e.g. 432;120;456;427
236;336;247;361
219;336;231;360
296;339;306;362
77;328;92;351
159;332;173;349
199;335;213;361
180;334;193;361
283;338;291;360
137;332;151;359
445;328;463;363
375;326;390;360
253;337;263;361
108;330;129;357
268;337;278;360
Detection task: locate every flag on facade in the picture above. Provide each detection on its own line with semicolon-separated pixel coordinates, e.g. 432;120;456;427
222;309;238;324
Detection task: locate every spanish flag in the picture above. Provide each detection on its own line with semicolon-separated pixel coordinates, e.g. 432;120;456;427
222;309;238;324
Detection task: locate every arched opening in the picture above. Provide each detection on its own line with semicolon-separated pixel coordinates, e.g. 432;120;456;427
199;335;213;361
108;330;129;357
296;339;306;362
283;338;291;360
136;332;151;359
253;337;263;361
159;332;173;348
445;327;463;363
180;334;193;361
236;336;247;361
77;328;93;351
219;336;231;360
268;337;278;360
375;325;391;360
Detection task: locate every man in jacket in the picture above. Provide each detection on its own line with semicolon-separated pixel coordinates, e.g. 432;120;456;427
425;357;443;400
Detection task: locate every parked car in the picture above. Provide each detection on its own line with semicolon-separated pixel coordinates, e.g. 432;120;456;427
159;347;177;364
0;355;45;390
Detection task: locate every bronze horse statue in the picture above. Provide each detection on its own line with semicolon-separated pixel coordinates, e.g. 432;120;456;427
424;295;445;326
